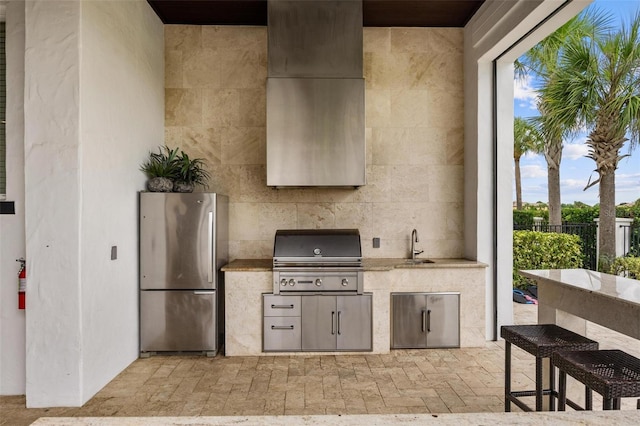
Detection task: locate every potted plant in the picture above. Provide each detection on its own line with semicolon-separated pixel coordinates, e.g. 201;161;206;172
173;150;211;193
140;146;180;192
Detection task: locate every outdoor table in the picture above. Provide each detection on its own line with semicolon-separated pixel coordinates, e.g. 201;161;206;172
519;268;640;410
519;269;640;340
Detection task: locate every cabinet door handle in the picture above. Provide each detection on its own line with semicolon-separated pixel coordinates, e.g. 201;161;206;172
331;311;336;335
337;311;342;335
427;309;431;332
271;325;294;330
271;304;295;309
422;310;426;332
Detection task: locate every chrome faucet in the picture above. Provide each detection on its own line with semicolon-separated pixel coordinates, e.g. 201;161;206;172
411;229;423;260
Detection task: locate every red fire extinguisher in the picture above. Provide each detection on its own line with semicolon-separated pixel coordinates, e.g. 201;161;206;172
17;258;26;310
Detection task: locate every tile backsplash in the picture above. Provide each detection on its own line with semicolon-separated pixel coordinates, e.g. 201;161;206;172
165;26;464;260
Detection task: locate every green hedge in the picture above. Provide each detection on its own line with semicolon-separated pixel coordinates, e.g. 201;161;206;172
513;231;583;288
513;210;535;226
609;256;640;279
562;206;599;224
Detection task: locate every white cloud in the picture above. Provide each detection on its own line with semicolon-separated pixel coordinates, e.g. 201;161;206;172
564;143;590;160
514;76;538;111
521;164;547;178
616;172;640;200
561;178;588;190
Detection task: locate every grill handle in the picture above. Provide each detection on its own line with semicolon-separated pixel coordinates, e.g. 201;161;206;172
337;311;342;335
421;310;426;332
331;311;336;335
427;309;431;332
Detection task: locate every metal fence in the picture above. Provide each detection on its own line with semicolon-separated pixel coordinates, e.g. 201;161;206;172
513;222;598;270
620;223;640;257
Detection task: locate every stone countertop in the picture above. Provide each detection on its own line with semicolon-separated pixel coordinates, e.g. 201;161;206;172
520;268;640;306
221;258;487;272
31;411;640;425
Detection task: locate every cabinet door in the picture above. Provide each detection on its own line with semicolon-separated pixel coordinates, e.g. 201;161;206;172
263;317;302;352
392;294;427;349
301;295;337;351
336;295;372;351
426;293;460;348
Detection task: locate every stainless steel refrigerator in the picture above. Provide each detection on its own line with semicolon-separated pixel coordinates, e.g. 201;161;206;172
139;192;228;355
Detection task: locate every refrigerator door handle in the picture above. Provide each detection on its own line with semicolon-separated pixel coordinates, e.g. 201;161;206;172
193;290;215;295
208;211;214;283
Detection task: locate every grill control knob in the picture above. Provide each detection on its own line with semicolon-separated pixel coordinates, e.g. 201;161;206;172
315;279;322;287
288;279;296;286
280;279;287;287
341;278;349;286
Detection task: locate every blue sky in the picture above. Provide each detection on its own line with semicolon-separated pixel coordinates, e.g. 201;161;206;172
513;0;640;206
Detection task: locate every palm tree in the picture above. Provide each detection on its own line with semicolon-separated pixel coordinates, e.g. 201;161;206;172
514;117;544;209
517;12;608;226
542;12;640;268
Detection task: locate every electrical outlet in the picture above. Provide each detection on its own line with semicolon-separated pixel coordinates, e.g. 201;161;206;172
373;237;380;248
111;246;117;260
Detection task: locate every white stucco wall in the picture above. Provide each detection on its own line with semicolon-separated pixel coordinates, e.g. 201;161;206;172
19;0;163;407
463;0;591;339
0;0;26;395
23;0;83;405
79;0;164;402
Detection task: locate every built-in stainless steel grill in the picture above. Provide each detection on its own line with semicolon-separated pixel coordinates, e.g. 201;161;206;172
273;229;363;294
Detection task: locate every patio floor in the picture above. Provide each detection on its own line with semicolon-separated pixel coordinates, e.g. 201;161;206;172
2;303;639;426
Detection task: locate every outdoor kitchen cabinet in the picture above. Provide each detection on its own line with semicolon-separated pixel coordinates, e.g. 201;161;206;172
391;292;460;349
263;295;302;352
301;294;372;351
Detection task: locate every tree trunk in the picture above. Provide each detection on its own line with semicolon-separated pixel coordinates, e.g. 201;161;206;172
547;164;561;228
515;157;522;210
598;171;616;270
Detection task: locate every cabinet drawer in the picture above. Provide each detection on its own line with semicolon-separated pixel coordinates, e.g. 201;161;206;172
263;317;302;352
263;295;301;316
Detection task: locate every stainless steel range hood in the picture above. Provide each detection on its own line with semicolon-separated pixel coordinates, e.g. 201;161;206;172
266;0;365;187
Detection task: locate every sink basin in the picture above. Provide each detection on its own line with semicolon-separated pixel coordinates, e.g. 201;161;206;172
405;259;434;264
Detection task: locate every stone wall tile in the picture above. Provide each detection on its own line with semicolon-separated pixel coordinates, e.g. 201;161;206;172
165;50;183;88
183;48;221;88
165;25;201;52
165;27;464;259
229;202;297;241
428;165;463;203
165;88;202;127
221;127;266;165
363;28;390;54
202;89;240;127
296;203;336;229
239;88;266;127
218;51;267;89
202;26;267;52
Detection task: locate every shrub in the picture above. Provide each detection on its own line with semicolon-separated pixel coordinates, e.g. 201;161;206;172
562;206;599;224
609;256;640;279
513;210;535;227
513;231;583;288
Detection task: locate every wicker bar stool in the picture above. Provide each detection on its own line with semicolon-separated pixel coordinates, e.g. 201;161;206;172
553;349;640;411
501;324;598;412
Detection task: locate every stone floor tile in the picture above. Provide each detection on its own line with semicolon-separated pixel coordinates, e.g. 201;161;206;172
383;396;426;407
423;396;451;413
405;405;432;414
436;389;466;408
398;387;439;398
